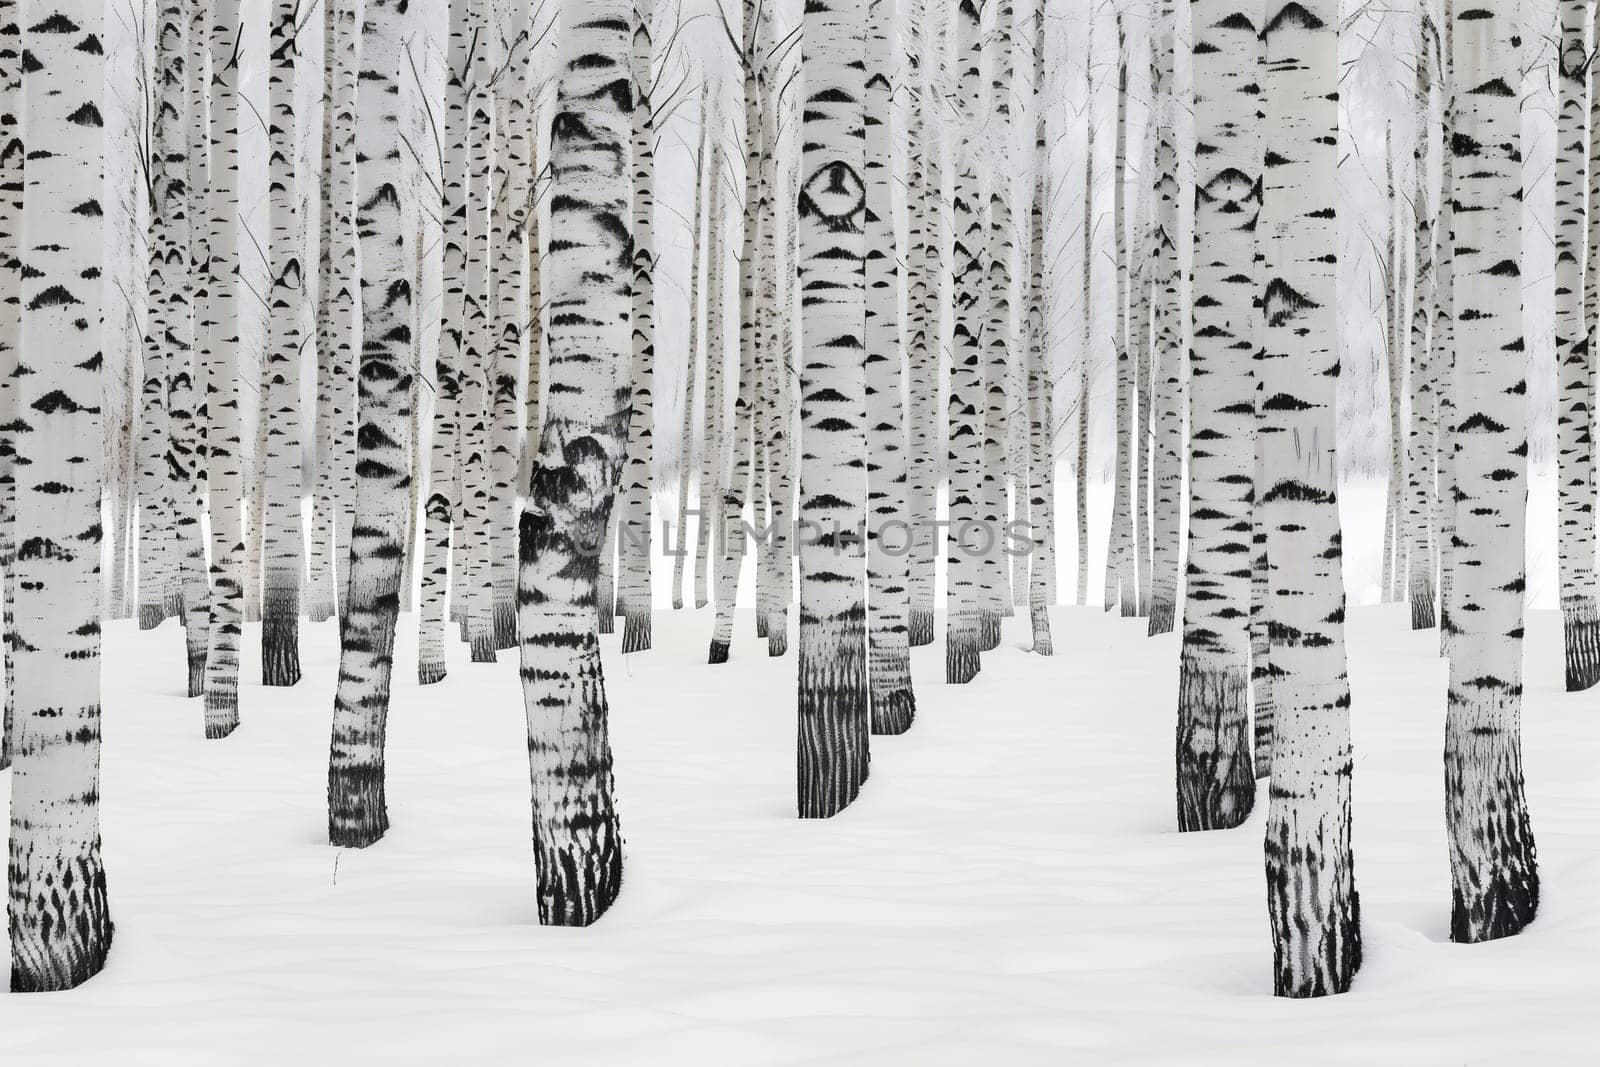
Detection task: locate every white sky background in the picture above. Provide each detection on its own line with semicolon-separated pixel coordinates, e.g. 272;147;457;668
97;0;1563;501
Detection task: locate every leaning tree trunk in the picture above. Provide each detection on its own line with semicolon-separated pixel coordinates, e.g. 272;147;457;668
616;0;657;653
517;0;632;923
1444;0;1539;944
261;0;305;687
326;0;414;851
1259;0;1361;998
1174;0;1259;833
202;0;245;738
1556;0;1598;689
946;0;986;684
8;0;115;991
797;0;872;815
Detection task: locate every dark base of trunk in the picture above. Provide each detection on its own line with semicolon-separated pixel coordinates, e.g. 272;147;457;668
1177;664;1255;830
138;604;165;630
204;688;239;739
494;598;518;651
1146;597;1174;637
621;609;651;654
978;611;1000;651
470;634;497;664
418;660;447;686
261;614;302;687
870;687;914;736
1451;864;1539;943
1409;576;1436;630
1120;597;1139;618
756;611;769;638
1268;832;1361;998
694;596;708;609
328;764;390;848
186;644;207;699
1030;604;1053;656
10;924;113;994
534;816;625;927
708;638;729;664
907;607;934;647
946;629;980;684
768;612;789;657
597;597;615;634
1561;600;1600;691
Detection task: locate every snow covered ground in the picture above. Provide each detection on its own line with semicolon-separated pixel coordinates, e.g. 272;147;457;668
1;586;1595;1062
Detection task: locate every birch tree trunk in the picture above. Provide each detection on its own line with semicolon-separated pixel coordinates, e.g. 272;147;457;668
1145;0;1182;637
1174;0;1260;831
326;0;414;850
419;0;475;684
0;0;21;768
946;0;986;683
672;115;709;612
1024;1;1052;655
693;138;726;611
1259;0;1361;997
202;0;245;737
517;0;632;923
797;0;872;814
1444;0;1538;943
1555;0;1598;689
903;0;940;648
1105;29;1137;615
1406;14;1439;631
1434;3;1458;658
616;0;657;653
261;0;305;687
8;0;114;990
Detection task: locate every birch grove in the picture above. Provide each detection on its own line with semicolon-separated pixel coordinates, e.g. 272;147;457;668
0;0;1587;1008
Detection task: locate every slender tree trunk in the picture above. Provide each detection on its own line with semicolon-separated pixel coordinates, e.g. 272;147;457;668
1444;0;1538;944
694;138;727;611
327;0;414;850
8;0;115;990
517;0;632;922
1556;0;1598;689
616;0;657;653
946;0;986;684
1407;14;1439;631
1025;0;1053;656
1105;28;1137;615
798;0;872;815
0;0;21;768
461;38;496;663
904;0;940;648
864;0;914;732
261;0;305;687
1146;0;1181;637
1259;0;1361;997
202;0;245;737
1175;0;1258;831
672;114;709;612
1076;95;1092;610
1434;7;1457;659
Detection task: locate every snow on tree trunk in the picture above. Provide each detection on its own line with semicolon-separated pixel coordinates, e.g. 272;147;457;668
1443;0;1539;944
517;0;632;922
326;0;414;850
261;0;304;688
797;0;872;814
202;0;245;738
1556;0;1598;689
1259;0;1361;997
946;0;986;684
1174;0;1259;832
616;0;657;654
8;0;115;990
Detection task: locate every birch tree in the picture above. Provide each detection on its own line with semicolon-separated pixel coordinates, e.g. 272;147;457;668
797;0;872;813
1259;0;1361;997
1145;0;1182;637
262;0;305;687
1555;0;1597;689
1443;0;1539;943
903;0;939;649
517;0;632;922
202;0;245;737
8;0;115;990
1406;12;1438;631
